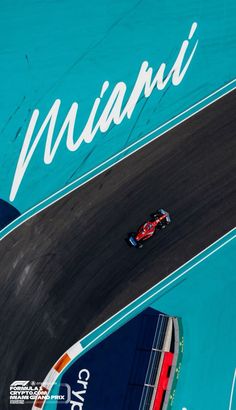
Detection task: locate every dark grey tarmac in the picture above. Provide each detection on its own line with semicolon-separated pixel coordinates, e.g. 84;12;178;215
0;90;235;409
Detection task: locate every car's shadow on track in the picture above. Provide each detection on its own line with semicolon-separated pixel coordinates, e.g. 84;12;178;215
125;232;135;248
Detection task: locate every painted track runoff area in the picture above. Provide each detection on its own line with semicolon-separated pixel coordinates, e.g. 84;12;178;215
0;90;235;409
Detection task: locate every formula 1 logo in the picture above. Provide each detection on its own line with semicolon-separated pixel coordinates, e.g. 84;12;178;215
10;381;30;387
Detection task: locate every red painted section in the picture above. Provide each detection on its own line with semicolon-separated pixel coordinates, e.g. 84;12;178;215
135;221;156;241
135;214;169;242
152;351;174;410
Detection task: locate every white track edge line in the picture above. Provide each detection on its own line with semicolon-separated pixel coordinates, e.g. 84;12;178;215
1;80;236;241
83;233;236;350
229;368;236;410
78;227;236;346
37;227;236;407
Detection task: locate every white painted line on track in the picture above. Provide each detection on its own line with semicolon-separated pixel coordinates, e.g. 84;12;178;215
83;231;236;351
229;369;236;410
2;79;236;241
79;227;236;347
33;227;236;410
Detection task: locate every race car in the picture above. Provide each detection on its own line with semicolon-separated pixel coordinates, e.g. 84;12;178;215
128;209;171;248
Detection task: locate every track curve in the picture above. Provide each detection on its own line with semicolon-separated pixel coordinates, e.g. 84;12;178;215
0;90;236;409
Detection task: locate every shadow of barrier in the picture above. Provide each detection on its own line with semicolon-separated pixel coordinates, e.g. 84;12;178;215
0;199;20;230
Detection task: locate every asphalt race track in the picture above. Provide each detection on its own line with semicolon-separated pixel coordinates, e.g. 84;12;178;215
0;90;236;409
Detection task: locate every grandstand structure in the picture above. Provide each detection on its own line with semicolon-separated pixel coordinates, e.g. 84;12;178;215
137;315;180;410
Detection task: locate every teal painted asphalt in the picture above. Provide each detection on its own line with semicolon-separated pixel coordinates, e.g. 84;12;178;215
43;228;236;410
81;229;236;351
153;235;236;410
0;0;236;237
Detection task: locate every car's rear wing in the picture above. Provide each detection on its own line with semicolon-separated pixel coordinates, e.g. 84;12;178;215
165;213;171;223
158;208;171;223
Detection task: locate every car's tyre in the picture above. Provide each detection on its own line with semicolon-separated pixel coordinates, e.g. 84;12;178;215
138;242;143;248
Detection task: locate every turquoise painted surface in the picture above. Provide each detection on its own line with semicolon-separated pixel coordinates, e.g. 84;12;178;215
0;1;235;237
43;229;236;410
154;234;236;410
80;229;236;349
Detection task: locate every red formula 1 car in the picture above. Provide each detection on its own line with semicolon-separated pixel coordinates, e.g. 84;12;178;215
128;209;171;248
